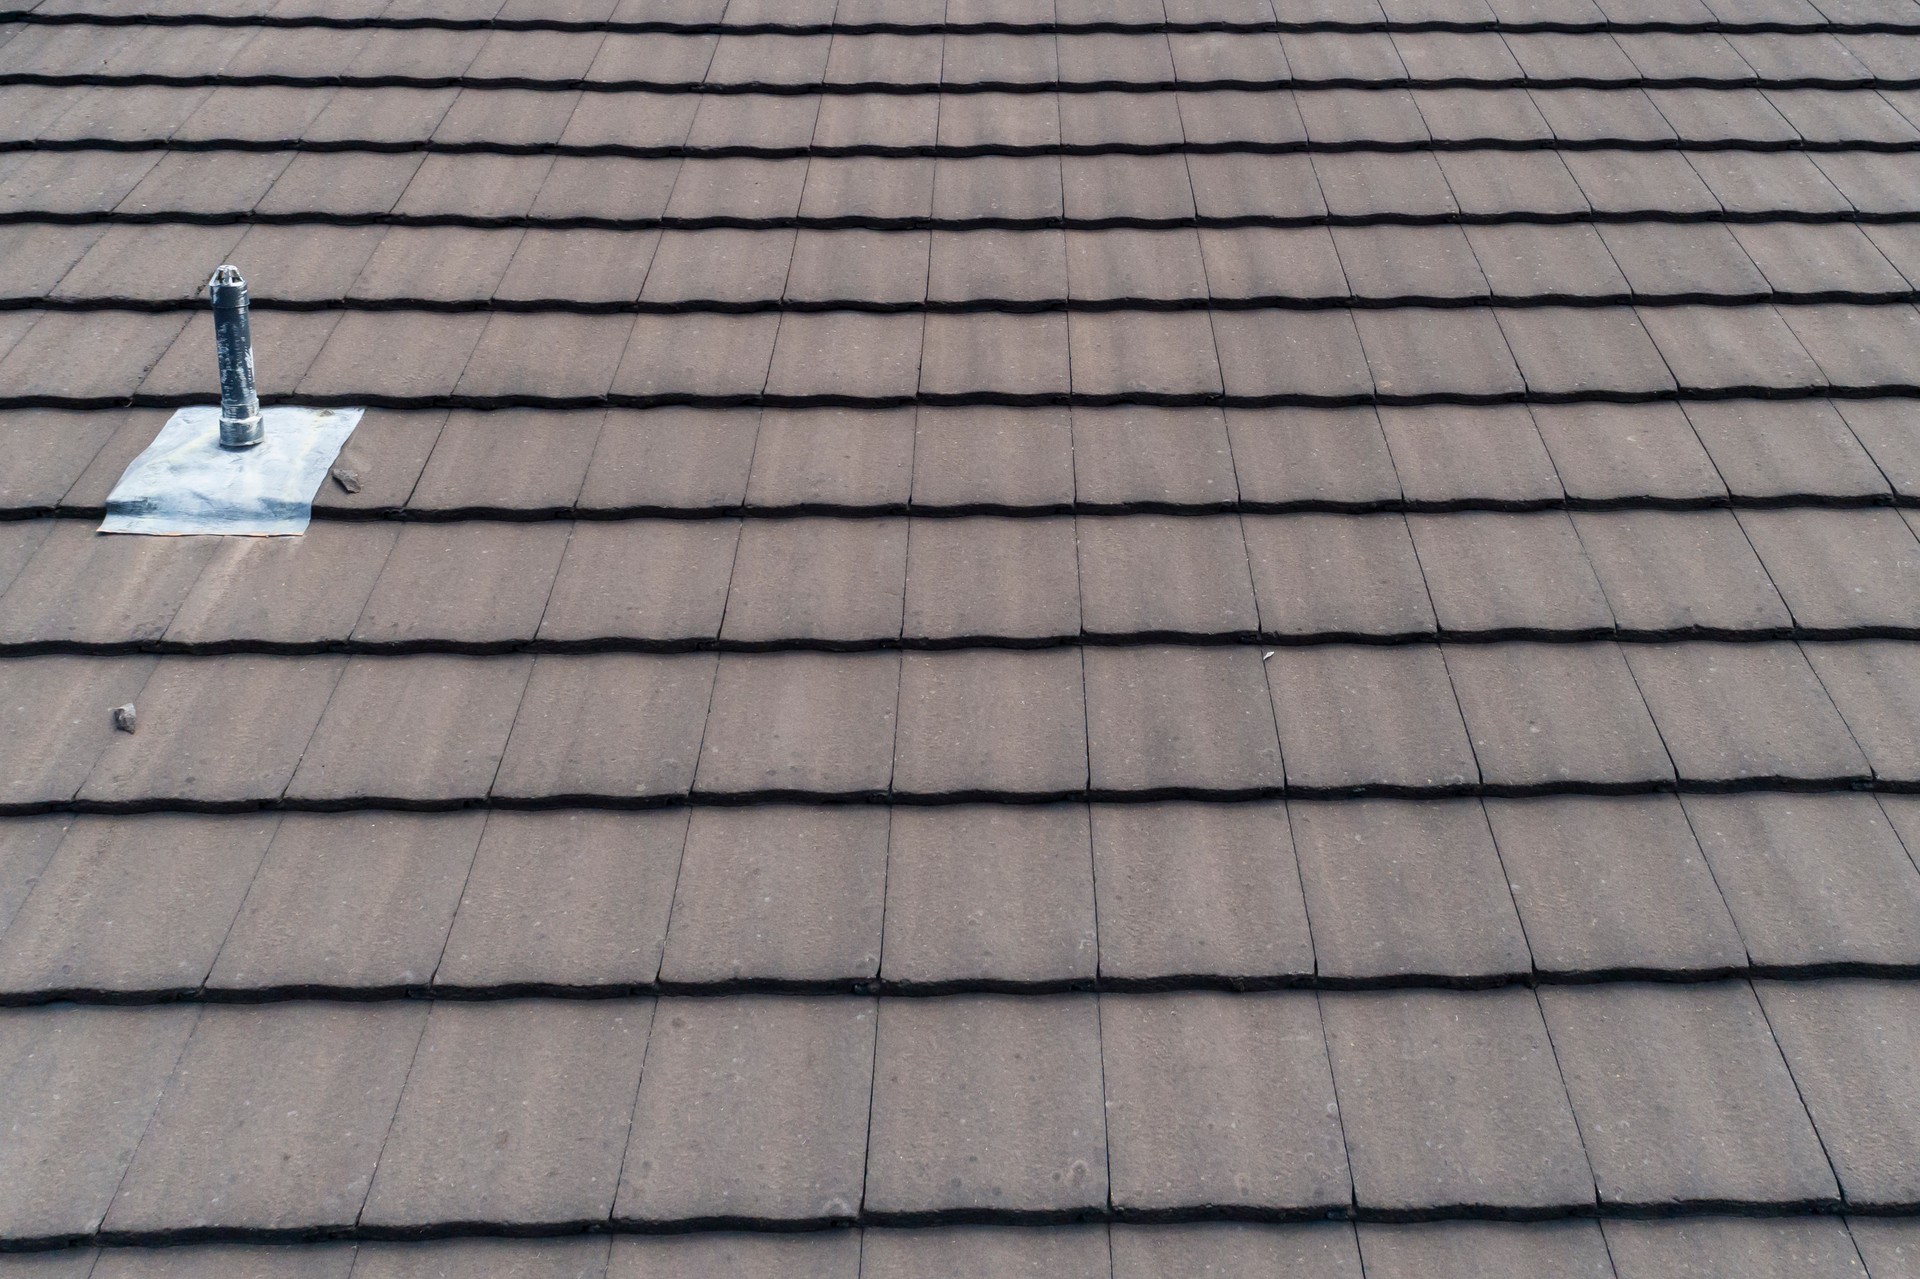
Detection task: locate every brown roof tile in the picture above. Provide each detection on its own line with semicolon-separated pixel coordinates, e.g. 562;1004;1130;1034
285;654;532;802
617;996;875;1223
1683;792;1920;968
1485;795;1747;975
1408;511;1611;634
658;806;887;985
902;516;1080;640
1447;642;1672;788
78;656;343;805
0;1004;199;1241
435;809;686;989
538;521;738;642
863;994;1107;1217
1804;639;1920;781
491;653;716;800
1602;1217;1868;1279
1077;515;1257;636
1573;510;1790;634
0;815;277;995
1540;981;1839;1207
1084;645;1284;793
695;651;899;796
862;1227;1108;1279
1266;645;1476;790
1530;403;1724;503
880;804;1096;984
8;2;1920;1265
893;650;1088;796
1624;641;1870;782
360;1000;649;1228
207;811;483;992
746;408;914;508
1226;407;1402;506
1321;988;1593;1212
1112;1223;1362;1279
1290;798;1530;979
1103;990;1349;1213
1090;800;1314;982
909;407;1074;509
577;408;757;512
107;1001;425;1233
353;521;570;645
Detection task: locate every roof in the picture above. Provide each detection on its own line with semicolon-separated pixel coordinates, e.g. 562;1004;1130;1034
4;0;1920;1275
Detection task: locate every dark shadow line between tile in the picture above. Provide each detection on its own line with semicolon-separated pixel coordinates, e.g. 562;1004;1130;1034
18;290;1920;314
0;773;1901;821
12;137;1920;158
7;209;1914;231
5;622;1920;656
22;384;1920;414
3;1193;1903;1256
17;491;1919;521
19;960;1920;1011
10;10;1920;32
0;71;1907;93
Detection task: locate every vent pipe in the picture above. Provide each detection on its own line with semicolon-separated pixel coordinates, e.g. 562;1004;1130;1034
209;265;262;449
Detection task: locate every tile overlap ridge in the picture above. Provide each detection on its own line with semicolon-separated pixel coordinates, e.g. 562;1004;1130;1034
8;70;1920;90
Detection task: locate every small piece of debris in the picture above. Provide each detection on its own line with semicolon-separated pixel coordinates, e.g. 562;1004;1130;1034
1262;650;1275;661
111;703;137;733
331;465;363;494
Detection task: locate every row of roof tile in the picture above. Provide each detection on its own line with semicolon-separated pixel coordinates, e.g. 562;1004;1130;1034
17;84;1920;146
6;793;1920;993
4;979;1916;1240
0;641;1911;805
14;149;1920;223
12;402;1914;517
5;507;1920;646
15;402;1920;522
16;26;1920;85
27;222;1920;306
10;301;1920;403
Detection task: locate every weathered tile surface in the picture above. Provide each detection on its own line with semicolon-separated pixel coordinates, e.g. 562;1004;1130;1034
0;815;278;995
361;1000;652;1228
1320;988;1594;1213
1683;793;1920;968
208;811;481;992
882;805;1096;986
617;996;875;1223
1290;799;1531;980
864;995;1107;1218
1758;980;1920;1206
0;1005;199;1240
1485;796;1746;975
1090;801;1313;982
1539;982;1840;1207
1358;1222;1615;1279
107;1002;426;1233
435;810;687;990
1102;991;1350;1213
6;0;1920;1267
659;806;887;985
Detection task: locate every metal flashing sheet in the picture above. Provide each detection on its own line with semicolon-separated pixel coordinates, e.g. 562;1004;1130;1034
101;405;364;536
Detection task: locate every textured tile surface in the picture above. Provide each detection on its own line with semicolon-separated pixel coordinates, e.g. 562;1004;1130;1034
5;1;1920;1268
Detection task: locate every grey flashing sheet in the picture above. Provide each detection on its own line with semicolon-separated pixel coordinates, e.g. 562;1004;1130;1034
102;406;363;536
